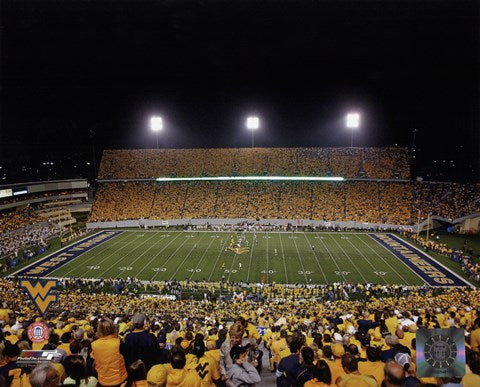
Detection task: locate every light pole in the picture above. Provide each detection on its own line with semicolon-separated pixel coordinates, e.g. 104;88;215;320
150;116;163;149
246;116;259;148
345;112;360;148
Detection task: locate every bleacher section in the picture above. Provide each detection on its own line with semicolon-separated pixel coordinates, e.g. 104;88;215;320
0;277;479;387
89;180;480;224
97;147;410;180
1;194;86;257
90;147;479;225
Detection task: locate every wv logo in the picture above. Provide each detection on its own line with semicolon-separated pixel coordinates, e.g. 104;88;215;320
195;362;209;379
20;280;58;317
228;247;250;255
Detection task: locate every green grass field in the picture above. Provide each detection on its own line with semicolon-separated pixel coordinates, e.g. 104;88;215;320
40;230;433;285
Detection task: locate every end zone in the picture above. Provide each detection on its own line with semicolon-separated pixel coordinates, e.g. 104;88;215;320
369;233;472;287
8;230;124;278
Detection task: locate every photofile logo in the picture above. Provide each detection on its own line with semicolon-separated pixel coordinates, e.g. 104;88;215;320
20;280;58;316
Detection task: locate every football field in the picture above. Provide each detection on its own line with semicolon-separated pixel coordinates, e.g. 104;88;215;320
12;230;472;286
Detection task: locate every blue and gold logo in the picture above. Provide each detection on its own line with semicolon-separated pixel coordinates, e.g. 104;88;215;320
20;280;58;317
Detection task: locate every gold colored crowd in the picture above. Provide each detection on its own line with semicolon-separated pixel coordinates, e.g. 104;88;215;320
88;181;480;224
0;209;43;233
0;278;480;387
97;147;410;180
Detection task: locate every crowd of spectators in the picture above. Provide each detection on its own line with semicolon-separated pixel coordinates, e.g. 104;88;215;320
97;147;410;180
0;224;60;258
0;278;479;386
412;182;480;220
0;196;84;258
88;181;479;225
402;231;480;283
90;183;155;222
0;208;44;234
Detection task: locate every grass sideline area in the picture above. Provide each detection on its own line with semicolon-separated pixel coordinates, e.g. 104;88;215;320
7;229;476;287
1;231;96;278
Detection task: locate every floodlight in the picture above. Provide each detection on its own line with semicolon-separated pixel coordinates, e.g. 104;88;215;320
346;113;360;128
150;116;163;132
246;116;259;130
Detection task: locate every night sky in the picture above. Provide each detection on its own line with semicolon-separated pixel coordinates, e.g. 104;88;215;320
1;0;479;182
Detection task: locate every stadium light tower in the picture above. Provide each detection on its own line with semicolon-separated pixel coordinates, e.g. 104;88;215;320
246;116;260;148
345;112;360;148
150;116;163;149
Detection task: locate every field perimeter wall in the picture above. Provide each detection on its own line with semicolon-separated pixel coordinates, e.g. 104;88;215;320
87;218;412;231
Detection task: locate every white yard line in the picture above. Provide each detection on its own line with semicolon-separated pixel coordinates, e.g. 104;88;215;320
315;232;348;283
328;234;368;283
207;234;232;282
150;236;192;281
354;234;409;284
168;233;208;281
188;237;216;281
340;233;387;284
117;233;177;279
266;232;270;283
367;234;428;286
278;233;289;283
302;233;328;283
227;251;239;282
136;233;183;277
97;232;159;277
246;234;255;283
291;235;308;283
61;232;137;278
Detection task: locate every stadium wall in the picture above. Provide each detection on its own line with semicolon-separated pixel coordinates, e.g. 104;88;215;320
416;212;480;232
86;218;412;231
459;216;480;234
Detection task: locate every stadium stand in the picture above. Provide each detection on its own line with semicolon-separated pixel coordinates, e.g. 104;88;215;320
0;208;44;233
0;225;59;258
0;189;87;207
413;182;480;220
97;147;411;180
89;180;480;225
2;147;480;386
0;189;88;260
151;183;186;220
90;147;479;225
0;278;479;386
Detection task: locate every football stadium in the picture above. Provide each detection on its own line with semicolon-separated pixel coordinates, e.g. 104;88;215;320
1;1;480;387
4;148;479;289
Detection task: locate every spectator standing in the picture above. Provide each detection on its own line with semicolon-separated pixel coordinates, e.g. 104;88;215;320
124;313;161;371
122;360;147;387
335;353;377;387
276;332;305;386
220;322;254;383
64;355;98;387
91;317;127;387
461;351;480;387
393;353;420;387
304;360;332;387
227;344;261;387
470;318;480;352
